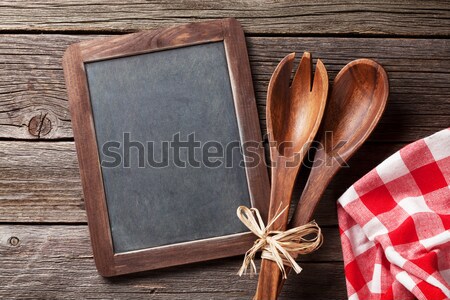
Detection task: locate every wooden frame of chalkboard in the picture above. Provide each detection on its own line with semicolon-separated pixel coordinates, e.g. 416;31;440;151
62;18;270;277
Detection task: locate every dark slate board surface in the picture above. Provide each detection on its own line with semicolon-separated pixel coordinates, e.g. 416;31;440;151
85;42;251;253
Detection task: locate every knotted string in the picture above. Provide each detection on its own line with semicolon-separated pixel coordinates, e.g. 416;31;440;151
237;205;323;279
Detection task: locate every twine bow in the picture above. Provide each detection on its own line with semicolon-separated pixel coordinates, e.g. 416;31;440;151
237;205;323;279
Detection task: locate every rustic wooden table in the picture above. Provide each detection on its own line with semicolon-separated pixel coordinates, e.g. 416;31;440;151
0;1;449;299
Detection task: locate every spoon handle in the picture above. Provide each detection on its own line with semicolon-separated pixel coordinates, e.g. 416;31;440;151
291;150;338;227
275;148;340;295
254;157;298;300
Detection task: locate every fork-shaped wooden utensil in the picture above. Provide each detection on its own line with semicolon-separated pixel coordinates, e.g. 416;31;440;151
254;52;328;300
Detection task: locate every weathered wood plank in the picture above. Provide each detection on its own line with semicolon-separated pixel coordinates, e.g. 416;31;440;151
0;141;404;223
0;35;448;141
0;225;344;299
251;37;450;142
0;141;83;223
0;1;448;36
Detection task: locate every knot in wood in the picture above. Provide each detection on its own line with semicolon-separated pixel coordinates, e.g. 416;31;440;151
28;113;52;137
8;236;20;247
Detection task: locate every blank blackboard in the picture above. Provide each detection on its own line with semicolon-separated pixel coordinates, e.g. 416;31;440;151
85;42;250;253
63;18;269;276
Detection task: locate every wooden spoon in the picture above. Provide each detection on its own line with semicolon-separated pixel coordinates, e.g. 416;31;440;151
276;58;389;295
254;52;328;300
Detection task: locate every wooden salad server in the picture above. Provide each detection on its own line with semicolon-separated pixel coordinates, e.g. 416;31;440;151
254;52;328;300
276;58;389;295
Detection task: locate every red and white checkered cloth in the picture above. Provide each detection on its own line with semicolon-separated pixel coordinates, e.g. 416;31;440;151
338;128;450;300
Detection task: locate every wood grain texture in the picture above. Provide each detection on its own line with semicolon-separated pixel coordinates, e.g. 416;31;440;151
0;141;405;224
0;0;448;36
79;19;224;62
0;35;448;141
0;141;83;223
0;225;344;299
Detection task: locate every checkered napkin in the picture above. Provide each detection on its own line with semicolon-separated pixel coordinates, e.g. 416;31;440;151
337;128;450;300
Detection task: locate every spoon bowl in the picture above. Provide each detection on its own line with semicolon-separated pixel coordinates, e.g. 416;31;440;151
322;59;389;159
268;53;328;158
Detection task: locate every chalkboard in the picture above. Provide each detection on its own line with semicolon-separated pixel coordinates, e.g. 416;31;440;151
86;41;251;253
63;18;269;276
